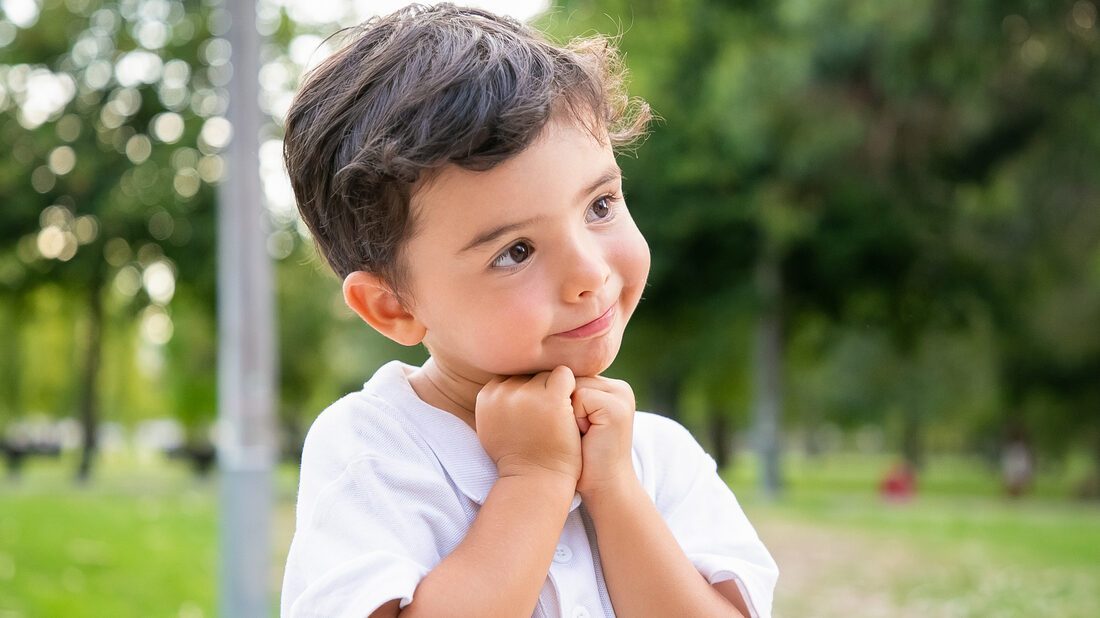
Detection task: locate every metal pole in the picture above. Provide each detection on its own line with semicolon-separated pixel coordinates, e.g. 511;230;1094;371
752;252;783;498
216;1;276;616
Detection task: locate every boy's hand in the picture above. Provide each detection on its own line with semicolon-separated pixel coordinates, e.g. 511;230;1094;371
571;376;636;497
475;366;582;486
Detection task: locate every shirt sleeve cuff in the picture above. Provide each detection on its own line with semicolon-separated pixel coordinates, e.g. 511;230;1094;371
692;552;776;618
287;552;430;618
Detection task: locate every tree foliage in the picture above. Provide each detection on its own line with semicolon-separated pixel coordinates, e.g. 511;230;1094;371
3;1;1098;486
545;0;1100;472
0;0;223;478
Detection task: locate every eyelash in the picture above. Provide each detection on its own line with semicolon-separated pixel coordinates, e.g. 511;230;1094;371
489;193;622;270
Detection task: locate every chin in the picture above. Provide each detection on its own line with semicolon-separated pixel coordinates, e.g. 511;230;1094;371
561;346;619;378
504;333;623;377
565;360;613;378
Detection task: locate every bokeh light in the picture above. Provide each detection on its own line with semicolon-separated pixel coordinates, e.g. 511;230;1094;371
151;111;184;143
114;264;142;296
73;215;99;244
1;0;40;28
125;134;152;164
198;116;231;151
139;304;174;344
17;68;76;129
142;260;176;306
115;49;163;87
47;145;76;175
147;210;174;241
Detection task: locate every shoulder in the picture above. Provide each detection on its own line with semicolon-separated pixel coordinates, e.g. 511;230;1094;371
631;412;718;500
632;411;710;460
302;362;423;459
297;362;441;509
301;383;417;469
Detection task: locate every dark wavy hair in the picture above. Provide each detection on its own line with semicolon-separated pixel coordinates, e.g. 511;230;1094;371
283;3;651;301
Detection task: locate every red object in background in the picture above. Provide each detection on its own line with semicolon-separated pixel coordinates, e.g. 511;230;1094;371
879;462;916;501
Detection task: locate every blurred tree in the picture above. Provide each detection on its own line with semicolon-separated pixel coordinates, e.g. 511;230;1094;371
4;0;1097;489
546;0;1100;487
0;0;222;481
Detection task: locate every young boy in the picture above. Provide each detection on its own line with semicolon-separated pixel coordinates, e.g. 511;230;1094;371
280;4;778;617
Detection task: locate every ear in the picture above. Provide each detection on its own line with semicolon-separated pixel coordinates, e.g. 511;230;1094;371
342;271;426;346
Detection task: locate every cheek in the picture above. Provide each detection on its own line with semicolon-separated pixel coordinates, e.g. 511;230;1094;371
618;227;651;290
470;279;549;331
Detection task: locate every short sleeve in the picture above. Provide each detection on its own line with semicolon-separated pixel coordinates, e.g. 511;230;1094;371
636;414;779;618
281;404;474;617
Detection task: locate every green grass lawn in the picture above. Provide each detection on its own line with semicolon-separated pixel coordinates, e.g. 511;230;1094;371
1;449;1097;617
0;452;219;618
725;452;1100;617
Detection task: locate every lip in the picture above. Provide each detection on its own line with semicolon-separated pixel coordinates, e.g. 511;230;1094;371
555;305;616;339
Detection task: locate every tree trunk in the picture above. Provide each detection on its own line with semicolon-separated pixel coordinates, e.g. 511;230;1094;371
650;373;683;422
708;406;732;470
1093;429;1100;498
75;275;104;484
1;295;25;479
753;254;783;497
901;408;923;470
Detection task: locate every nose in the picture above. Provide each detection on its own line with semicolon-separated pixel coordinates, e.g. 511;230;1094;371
560;233;611;302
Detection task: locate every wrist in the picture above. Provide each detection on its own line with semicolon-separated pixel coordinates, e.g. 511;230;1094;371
578;469;644;513
495;466;579;500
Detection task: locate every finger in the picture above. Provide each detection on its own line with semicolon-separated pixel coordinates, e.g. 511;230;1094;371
573;378;634;409
572;396;592;434
574;413;591;435
475;376;505;403
574;389;632;427
544;365;576;397
575;375;632;398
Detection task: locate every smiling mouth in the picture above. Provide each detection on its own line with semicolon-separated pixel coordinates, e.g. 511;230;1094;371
555;305;616;339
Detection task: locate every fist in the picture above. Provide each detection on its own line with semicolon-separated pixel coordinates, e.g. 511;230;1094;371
571;376;636;497
475;366;582;483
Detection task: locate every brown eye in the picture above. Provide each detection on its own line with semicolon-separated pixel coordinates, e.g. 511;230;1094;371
507;243;530;263
586;197;613;222
491;241;532;268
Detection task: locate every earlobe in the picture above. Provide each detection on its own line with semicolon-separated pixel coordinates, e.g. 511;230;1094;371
342;271;426;346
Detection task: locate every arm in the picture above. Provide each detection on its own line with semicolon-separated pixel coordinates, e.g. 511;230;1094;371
384;472;576;617
572;378;747;617
373;367;582;618
583;479;749;617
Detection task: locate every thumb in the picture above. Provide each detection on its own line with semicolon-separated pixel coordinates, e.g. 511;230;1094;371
545;365;576;399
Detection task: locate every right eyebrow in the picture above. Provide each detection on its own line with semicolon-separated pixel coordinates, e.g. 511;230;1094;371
576;165;623;203
459;215;545;254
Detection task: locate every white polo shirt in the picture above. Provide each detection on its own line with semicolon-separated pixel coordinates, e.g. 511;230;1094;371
281;361;778;618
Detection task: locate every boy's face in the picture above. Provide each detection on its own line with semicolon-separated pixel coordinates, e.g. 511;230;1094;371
401;116;650;380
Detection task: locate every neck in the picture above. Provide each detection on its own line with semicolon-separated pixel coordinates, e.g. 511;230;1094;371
407;356;483;430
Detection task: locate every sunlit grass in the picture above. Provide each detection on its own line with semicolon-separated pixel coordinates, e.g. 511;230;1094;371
0;451;216;617
725;451;1100;617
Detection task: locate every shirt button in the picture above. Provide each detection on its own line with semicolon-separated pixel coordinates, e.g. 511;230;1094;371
553;545;573;563
571;607;591;618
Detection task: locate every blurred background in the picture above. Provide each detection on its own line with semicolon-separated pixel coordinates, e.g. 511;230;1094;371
2;0;1099;616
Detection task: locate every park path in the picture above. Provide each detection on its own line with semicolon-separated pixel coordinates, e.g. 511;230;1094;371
756;518;927;618
755;514;1099;618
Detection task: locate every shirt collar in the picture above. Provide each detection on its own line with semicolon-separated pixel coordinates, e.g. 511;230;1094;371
377;361;582;511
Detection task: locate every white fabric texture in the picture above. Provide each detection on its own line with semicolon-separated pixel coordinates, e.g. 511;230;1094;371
281;361;778;617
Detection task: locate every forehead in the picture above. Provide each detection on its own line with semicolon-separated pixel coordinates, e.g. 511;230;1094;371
409;118;616;232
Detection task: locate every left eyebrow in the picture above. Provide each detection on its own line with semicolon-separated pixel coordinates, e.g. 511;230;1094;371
577;165;623;203
459;215;545;254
